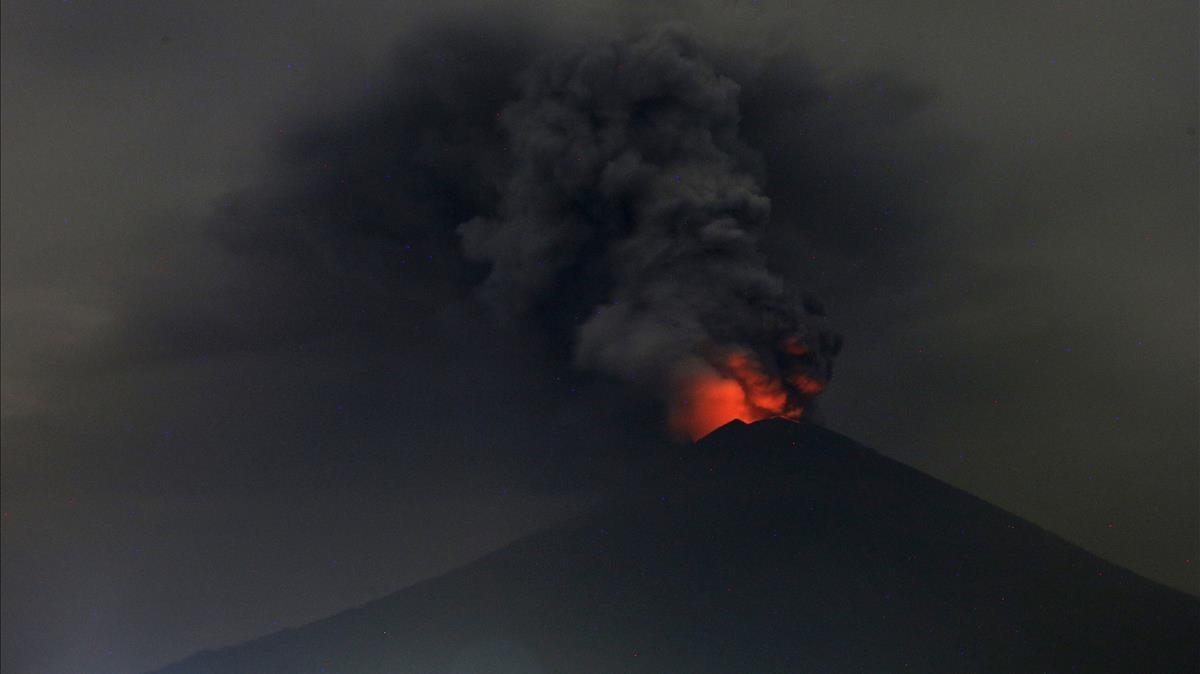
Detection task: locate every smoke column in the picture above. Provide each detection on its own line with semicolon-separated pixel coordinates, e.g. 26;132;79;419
460;26;841;440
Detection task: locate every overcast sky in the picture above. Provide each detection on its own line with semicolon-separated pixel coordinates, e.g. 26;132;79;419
2;1;1196;673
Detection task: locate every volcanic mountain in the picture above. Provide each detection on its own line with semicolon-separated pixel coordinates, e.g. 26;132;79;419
151;419;1199;673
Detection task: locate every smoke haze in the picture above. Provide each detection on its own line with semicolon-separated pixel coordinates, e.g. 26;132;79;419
2;2;1195;673
461;27;841;438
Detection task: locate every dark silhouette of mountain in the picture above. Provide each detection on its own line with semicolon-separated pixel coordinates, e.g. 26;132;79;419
151;419;1199;673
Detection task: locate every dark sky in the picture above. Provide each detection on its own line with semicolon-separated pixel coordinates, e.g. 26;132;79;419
2;1;1196;673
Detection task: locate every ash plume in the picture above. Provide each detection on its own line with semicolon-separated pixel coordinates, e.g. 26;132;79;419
110;16;946;448
461;27;842;439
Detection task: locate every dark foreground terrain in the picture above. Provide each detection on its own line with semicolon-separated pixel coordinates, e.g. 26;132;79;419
153;419;1199;673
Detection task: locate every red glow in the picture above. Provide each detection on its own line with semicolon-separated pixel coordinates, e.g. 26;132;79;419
670;371;756;440
670;347;821;441
725;351;789;412
790;373;826;396
781;336;809;356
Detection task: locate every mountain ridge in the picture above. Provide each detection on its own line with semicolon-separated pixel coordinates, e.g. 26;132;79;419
150;419;1200;673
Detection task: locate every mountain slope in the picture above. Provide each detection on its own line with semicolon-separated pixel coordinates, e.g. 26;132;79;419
153;419;1199;673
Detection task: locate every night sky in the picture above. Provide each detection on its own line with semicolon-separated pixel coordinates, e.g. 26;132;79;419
2;2;1197;673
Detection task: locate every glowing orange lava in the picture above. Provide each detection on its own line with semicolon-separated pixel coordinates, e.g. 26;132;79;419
669;348;818;441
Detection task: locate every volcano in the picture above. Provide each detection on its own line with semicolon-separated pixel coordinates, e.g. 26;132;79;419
151;419;1199;673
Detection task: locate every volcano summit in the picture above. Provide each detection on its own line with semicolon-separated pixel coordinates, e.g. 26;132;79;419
152;419;1199;673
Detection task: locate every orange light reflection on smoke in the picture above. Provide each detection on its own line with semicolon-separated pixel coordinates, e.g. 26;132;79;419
670;349;812;441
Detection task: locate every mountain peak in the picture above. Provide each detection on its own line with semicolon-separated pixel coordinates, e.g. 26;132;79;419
152;425;1200;674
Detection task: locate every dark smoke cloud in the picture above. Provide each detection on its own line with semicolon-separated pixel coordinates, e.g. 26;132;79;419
112;24;535;363
461;27;842;431
5;5;1196;673
98;17;940;447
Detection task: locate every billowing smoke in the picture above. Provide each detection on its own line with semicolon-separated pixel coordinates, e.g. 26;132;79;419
461;27;842;440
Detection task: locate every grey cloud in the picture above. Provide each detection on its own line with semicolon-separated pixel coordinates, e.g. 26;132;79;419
461;27;841;432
